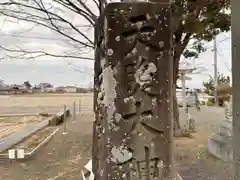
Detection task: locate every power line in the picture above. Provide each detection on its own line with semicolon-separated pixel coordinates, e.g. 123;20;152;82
180;36;231;81
184;36;231;59
218;36;231;43
64;59;93;74
201;36;231;50
213;36;218;105
181;36;231;64
216;48;231;72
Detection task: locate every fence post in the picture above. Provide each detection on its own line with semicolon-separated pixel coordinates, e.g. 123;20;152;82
62;104;67;135
73;101;76;121
79;99;81;114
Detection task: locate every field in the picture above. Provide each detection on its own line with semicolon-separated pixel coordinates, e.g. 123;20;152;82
0;93;233;180
0;116;45;141
0;93;92;114
0;93;90;149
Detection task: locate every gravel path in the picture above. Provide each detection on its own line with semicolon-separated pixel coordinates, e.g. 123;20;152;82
176;106;233;180
0;106;233;180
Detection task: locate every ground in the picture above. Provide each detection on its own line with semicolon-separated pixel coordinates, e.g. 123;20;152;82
176;107;232;180
0;93;91;114
0;116;45;141
0;114;92;180
0;94;233;180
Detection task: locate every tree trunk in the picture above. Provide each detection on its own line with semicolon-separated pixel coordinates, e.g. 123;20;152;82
173;88;181;136
172;64;182;137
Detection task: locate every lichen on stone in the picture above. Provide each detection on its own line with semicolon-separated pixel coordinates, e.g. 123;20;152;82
110;145;133;164
135;62;157;87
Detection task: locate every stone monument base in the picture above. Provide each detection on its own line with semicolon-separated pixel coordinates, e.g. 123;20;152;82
208;86;233;161
208;138;232;162
208;122;233;162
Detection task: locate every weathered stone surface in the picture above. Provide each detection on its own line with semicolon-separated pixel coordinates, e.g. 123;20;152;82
208;137;232;162
219;122;232;137
208;97;233;162
93;2;174;180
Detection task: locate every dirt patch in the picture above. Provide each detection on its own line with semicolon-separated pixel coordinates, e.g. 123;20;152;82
175;131;213;162
0;95;87;107
11;126;58;152
175;120;232;180
0;116;21;122
0;114;93;180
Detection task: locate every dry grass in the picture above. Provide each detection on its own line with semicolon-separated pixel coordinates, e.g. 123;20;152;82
0;93;93;108
0;93;93;150
0;116;46;140
13;126;58;152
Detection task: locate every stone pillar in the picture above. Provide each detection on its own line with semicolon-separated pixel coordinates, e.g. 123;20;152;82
93;2;175;180
232;0;240;178
208;97;233;162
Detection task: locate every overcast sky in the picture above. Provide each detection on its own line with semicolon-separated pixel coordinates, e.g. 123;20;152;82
0;2;232;88
180;32;232;89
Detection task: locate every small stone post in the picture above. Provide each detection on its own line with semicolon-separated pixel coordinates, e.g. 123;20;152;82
62;104;67;135
93;2;176;179
208;88;233;161
79;99;81;114
231;0;240;178
73;101;76;121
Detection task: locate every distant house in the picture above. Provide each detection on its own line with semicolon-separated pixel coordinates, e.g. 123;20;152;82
17;84;27;93
198;92;213;105
23;81;32;91
0;87;15;95
32;85;41;93
45;87;55;93
0;79;4;87
55;86;77;93
39;83;53;88
62;86;77;93
77;87;89;93
0;81;33;94
33;83;55;93
55;86;65;92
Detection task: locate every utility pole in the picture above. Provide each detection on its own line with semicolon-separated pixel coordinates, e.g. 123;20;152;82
213;36;218;106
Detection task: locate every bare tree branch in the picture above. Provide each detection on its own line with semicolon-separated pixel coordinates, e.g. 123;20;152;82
0;10;94;48
2;1;95;43
0;0;99;60
0;45;94;60
39;0;94;45
53;0;96;25
75;0;98;21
